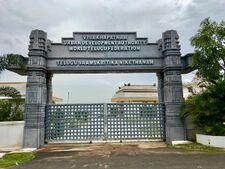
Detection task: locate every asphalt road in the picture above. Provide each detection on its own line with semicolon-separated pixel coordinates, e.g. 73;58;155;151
11;143;225;169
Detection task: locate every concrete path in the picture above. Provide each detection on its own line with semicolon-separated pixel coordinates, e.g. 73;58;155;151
11;142;225;169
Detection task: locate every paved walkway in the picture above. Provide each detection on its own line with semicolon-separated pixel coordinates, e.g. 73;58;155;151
11;142;225;169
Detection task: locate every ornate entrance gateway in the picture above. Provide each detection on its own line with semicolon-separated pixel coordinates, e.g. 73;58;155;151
9;29;193;148
45;103;165;141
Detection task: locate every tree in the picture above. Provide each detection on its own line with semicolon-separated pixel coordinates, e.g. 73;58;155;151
191;17;225;84
181;18;225;136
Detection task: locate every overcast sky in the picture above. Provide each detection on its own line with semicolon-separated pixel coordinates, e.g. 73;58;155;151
0;0;225;103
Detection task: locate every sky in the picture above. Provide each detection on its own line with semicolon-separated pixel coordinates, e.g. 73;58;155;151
0;0;225;103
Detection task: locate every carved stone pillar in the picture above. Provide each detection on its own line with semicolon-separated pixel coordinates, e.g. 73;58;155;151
46;73;53;104
157;72;164;103
161;30;186;144
23;30;48;148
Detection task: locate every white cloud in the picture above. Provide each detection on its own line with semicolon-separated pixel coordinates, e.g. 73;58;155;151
0;0;224;102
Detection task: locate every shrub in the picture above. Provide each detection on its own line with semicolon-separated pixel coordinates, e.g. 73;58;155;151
181;80;225;136
0;86;24;121
0;99;24;121
0;100;12;121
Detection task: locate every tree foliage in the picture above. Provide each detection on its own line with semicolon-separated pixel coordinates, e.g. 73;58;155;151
182;18;225;136
191;17;225;83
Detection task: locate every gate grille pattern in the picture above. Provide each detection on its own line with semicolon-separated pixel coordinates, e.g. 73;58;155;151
45;104;104;140
45;103;165;141
107;104;165;139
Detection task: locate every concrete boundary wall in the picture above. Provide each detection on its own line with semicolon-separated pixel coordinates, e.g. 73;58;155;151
196;134;225;148
0;121;24;150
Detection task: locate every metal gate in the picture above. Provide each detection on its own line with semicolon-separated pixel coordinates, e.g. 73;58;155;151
45;103;165;142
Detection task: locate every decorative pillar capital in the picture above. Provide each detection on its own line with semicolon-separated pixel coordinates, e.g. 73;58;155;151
162;30;180;51
161;30;182;71
27;30;48;71
29;30;47;52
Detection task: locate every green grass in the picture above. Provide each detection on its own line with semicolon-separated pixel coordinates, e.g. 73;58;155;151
174;143;225;152
0;152;35;168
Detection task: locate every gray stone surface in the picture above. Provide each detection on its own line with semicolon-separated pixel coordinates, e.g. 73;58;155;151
46;73;53;104
156;72;164;103
23;30;48;148
161;30;186;143
20;29;192;148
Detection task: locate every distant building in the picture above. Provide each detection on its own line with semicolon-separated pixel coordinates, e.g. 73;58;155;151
183;76;207;99
111;83;158;103
0;82;63;103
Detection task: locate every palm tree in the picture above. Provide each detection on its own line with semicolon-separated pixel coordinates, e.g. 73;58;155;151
0;54;25;73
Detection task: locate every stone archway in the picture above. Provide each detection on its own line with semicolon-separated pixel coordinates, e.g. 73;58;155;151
9;30;193;148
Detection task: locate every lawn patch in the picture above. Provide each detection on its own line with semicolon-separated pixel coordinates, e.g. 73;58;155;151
0;152;35;168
